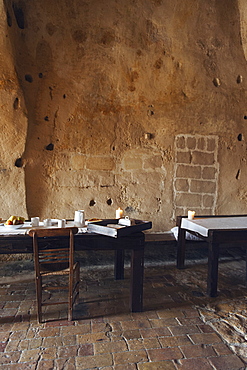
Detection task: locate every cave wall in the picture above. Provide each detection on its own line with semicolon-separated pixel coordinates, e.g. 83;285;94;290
0;1;27;218
0;0;247;231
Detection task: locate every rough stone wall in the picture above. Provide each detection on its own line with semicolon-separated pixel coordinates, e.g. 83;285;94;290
0;2;27;219
0;0;247;231
173;135;219;218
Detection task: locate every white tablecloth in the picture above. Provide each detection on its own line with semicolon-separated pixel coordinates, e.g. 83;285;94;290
181;217;247;237
0;221;88;236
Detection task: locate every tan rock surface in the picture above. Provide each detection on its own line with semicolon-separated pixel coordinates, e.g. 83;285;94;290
0;1;247;230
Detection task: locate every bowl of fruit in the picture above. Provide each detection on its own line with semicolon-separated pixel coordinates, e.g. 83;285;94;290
4;216;25;229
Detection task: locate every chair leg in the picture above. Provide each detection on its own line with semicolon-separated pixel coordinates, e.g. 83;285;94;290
35;276;42;323
68;263;80;321
68;285;73;321
68;273;73;321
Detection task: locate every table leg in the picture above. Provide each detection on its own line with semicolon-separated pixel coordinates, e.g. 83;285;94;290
246;247;247;286
207;242;219;297
177;227;186;269
130;248;144;312
114;249;124;280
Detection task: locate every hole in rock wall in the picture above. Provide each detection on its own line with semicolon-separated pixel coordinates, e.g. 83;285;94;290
12;2;25;29
236;169;241;180
39;73;43;78
106;198;113;206
45;143;54;151
13;97;19;110
89;200;96;207
213;77;221;87
144;133;154;140
147;105;155;116
15;158;23;167
25;74;33;83
236;75;243;84
44;116;49;121
237;133;243;141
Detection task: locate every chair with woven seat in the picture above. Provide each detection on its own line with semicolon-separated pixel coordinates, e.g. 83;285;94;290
28;227;80;323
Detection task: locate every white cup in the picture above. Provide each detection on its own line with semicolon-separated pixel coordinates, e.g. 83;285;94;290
74;210;85;227
43;218;51;227
31;217;39;227
58;219;66;228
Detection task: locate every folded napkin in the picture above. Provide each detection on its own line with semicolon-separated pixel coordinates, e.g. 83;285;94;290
171;226;203;241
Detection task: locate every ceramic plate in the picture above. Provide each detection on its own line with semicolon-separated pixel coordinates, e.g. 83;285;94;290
4;224;23;229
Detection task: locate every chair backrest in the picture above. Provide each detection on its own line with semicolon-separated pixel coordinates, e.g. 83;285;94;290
28;227;78;274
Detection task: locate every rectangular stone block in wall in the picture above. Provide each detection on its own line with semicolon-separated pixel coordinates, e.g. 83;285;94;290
86;156;115;171
190;179;216;194
173;134;219;219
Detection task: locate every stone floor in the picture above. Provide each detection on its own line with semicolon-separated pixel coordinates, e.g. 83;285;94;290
0;241;246;369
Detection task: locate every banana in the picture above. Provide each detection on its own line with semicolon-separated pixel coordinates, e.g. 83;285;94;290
9;216;17;221
5;215;25;225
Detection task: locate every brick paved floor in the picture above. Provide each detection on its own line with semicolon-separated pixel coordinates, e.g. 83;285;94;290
0;247;246;369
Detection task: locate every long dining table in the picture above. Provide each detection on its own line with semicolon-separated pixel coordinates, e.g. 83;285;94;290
0;221;145;312
176;214;247;297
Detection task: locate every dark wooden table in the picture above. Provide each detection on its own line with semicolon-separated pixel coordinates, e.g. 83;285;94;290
0;231;145;312
176;215;247;297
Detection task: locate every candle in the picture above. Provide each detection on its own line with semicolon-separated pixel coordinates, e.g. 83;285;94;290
116;208;123;219
188;210;195;220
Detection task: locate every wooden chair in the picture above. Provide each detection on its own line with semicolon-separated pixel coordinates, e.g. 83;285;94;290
28;227;79;323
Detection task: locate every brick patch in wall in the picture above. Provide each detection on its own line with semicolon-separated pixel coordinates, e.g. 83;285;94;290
173;134;219;218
